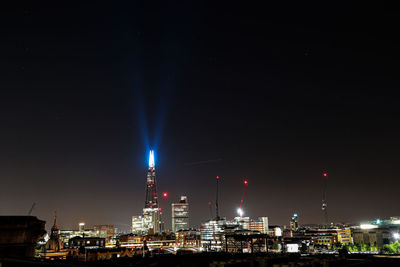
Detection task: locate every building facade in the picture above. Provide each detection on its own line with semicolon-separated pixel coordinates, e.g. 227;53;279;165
249;217;269;233
175;229;201;248
172;196;189;232
131;150;162;235
290;213;299;231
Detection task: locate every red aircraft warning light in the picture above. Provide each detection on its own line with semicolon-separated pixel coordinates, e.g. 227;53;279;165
162;192;168;198
216;176;220;180
244;180;248;185
323;173;328;177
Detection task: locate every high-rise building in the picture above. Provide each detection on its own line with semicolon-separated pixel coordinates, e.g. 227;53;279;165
131;150;161;235
143;150;161;234
290;213;299;231
249;217;269;233
172;196;189;232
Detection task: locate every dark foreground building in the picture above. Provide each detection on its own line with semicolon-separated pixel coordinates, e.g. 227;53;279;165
0;216;45;258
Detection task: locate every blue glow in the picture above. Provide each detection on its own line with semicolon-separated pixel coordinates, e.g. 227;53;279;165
149;150;155;168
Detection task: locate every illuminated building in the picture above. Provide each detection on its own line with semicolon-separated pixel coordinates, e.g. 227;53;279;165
131;216;146;235
118;233;175;249
59;222;97;246
200;219;227;251
290;213;299;231
301;229;352;248
68;236;105;249
94;225;115;244
172;196;189;232
267;226;282;237
234;216;249;230
249;217;269;233
175;229;201;248
131;150;161;234
351;217;400;249
200;218;242;251
224;230;268;253
233;216;268;234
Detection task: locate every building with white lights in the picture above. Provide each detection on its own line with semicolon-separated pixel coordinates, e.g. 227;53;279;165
172;196;189;232
200;219;231;251
249;217;269;233
290;213;299;231
351;217;400;249
131;150;162;235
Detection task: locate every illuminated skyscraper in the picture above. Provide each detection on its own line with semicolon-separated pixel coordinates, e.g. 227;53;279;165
142;150;161;234
290;213;299;231
172;196;189;232
145;150;158;209
131;150;161;234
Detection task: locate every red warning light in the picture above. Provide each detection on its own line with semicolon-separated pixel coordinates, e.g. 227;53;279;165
244;180;248;185
323;173;328;177
163;192;168;198
208;201;211;205
216;176;219;180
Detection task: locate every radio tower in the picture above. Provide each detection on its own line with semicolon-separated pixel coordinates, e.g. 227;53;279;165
237;179;248;217
322;172;328;228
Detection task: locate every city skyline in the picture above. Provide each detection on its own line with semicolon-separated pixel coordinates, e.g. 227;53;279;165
1;2;400;232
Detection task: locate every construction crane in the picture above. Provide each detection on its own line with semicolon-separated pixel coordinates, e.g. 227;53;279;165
215;176;220;220
237;178;248;217
28;202;36;215
208;201;213;219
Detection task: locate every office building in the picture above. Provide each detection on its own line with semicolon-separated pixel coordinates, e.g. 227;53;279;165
172;196;189;232
290;213;299;231
131;150;162;235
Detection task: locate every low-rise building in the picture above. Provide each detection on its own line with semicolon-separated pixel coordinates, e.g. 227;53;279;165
175;229;201;248
351;217;400;249
68;236;105;249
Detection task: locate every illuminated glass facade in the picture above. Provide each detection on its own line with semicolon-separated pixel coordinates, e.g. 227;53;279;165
172;196;189;232
290;213;299;231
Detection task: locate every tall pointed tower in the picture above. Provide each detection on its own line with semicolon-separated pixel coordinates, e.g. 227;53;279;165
142;150;161;234
46;211;63;251
145;150;158;208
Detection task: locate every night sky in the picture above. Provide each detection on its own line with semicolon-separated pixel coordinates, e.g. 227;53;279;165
1;2;400;232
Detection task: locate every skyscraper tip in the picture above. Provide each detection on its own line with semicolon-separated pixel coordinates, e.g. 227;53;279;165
149;150;155;168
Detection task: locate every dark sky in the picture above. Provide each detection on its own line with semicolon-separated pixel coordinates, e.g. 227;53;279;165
1;2;400;232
